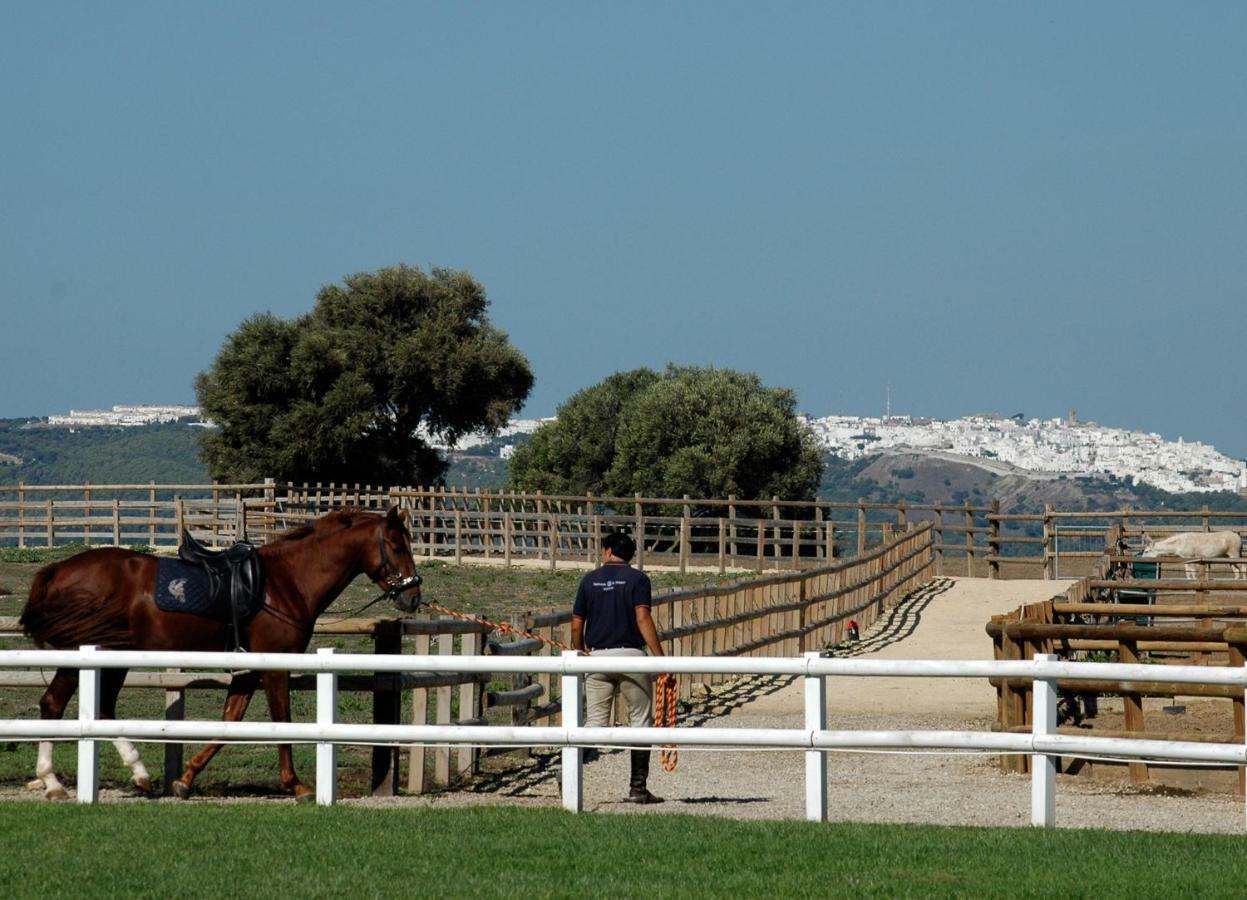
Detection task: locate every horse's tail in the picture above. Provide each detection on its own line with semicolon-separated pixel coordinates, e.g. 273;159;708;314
19;560;132;650
18;564;62;648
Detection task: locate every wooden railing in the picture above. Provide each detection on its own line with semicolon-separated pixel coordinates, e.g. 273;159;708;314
988;576;1247;789
517;523;935;701
5;481;1247;579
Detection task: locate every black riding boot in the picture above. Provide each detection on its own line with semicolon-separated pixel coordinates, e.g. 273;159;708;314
626;750;663;804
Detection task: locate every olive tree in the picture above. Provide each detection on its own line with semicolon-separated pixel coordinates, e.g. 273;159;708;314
196;265;533;485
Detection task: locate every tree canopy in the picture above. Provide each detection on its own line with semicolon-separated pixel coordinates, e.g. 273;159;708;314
195;265;533;485
507;366;824;502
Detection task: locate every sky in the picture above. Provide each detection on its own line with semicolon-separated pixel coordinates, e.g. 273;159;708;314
4;4;1247;455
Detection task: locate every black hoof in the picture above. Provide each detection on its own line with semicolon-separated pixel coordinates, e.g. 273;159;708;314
171;780;192;800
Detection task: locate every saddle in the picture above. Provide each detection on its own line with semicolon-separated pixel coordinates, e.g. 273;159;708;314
178;530;266;651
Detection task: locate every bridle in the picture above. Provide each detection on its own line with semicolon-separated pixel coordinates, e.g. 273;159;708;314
369;523;423;604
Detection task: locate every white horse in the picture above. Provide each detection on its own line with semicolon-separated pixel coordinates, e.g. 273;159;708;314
1140;531;1245;580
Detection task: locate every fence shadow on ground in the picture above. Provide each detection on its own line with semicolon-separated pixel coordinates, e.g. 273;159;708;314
824;576;954;658
455;577;954;798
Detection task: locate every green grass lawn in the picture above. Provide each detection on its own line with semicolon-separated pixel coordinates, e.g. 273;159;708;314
0;804;1242;898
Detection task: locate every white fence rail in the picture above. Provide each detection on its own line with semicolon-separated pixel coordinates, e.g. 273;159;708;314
2;647;1246;828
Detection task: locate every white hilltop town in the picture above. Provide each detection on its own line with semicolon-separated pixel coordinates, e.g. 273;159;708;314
46;404;207;427
42;405;1247;495
803;412;1247;495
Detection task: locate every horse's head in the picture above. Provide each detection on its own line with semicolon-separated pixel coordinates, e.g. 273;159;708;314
369;506;423;613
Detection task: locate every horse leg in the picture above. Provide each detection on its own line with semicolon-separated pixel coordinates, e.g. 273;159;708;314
262;670;313;801
172;672;260;799
99;668;152;794
30;669;78;800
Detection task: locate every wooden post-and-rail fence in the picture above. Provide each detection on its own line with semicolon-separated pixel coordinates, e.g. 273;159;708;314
988;575;1247;791
0;525;934;797
6;482;1247;580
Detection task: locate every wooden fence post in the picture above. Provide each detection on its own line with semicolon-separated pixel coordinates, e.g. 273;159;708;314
536;490;546;565
84;481;92;547
680;495;691;575
634;494;645;571
755;502;765;570
728;495;738;567
148;481;158;547
814;504;824;562
17;483;25;549
407;633;431;794
964;501;974;577
1042;505;1055;580
771;496;781;571
989;500;1001;580
371;620;402;796
46;499;54;548
112;499;121;546
934;507;944;575
586;492;596;565
434;631;453;786
454;506;463;565
163;668;184;796
857;499;867;556
458;632;480;777
1230;643;1247;798
1118;640;1149;784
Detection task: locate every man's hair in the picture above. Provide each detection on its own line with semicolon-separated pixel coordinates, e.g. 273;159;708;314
602;531;636;562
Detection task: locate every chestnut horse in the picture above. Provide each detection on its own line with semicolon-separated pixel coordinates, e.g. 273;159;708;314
19;506;422;801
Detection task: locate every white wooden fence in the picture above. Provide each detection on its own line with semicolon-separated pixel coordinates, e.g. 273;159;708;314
3;647;1247;829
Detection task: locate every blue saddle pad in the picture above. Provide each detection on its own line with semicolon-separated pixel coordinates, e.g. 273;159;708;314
155;559;229;621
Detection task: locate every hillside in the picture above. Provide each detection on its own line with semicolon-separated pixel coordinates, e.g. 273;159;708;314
0;419;209;485
2;419;1243;519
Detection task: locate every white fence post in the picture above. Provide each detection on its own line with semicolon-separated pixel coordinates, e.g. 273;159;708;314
804;651;827;822
1031;653;1057;827
316;647;338;806
561;650;583;813
77;645;100;804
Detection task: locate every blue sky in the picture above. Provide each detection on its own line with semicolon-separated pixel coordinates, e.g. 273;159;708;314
5;4;1247;455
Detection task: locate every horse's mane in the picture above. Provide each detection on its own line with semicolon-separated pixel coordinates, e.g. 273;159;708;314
275;508;373;543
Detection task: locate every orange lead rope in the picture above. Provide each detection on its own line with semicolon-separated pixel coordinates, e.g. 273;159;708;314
655;673;679;771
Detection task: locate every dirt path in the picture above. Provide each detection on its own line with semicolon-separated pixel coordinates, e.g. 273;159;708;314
750;575;1073;719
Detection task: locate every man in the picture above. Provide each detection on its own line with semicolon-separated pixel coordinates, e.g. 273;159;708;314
571;530;665;804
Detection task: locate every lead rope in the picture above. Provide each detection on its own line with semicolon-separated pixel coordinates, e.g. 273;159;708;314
655;673;679;772
421;600;679;771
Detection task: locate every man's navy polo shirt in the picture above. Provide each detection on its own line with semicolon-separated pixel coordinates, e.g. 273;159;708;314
572;562;652;650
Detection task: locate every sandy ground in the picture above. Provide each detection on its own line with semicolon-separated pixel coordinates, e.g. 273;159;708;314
392;575;1246;833
750;575;1074;718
